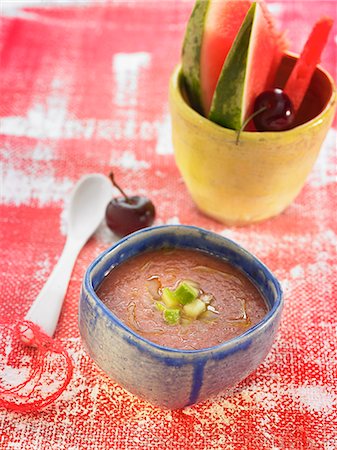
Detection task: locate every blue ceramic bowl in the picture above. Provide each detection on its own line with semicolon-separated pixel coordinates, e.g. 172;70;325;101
79;225;283;409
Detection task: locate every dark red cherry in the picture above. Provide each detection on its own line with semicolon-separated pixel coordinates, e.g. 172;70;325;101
253;88;295;131
105;172;155;237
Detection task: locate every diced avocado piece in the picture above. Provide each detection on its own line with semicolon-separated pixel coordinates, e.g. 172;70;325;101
174;281;199;305
155;301;166;312
163;308;181;325
183;298;207;319
161;287;180;308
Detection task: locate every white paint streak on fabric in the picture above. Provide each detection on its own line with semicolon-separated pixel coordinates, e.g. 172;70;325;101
110;150;149;170
290;265;304;279
2;167;73;206
155;112;173;155
308;129;337;188
165;216;181;225
33;255;52;282
1;77;69;140
32;143;55;161
112;52;151;107
289;384;336;413
1;115;169;143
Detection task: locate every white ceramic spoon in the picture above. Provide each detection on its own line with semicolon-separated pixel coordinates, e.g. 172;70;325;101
24;174;113;338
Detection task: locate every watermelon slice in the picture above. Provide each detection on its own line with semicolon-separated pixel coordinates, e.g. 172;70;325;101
200;0;252;115
181;0;209;114
182;0;252;115
208;2;286;131
284;17;333;113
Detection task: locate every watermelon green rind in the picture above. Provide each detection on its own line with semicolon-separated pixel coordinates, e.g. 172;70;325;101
181;0;209;114
208;3;256;130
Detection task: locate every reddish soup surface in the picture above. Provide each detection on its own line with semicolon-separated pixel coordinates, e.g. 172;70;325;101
96;248;268;350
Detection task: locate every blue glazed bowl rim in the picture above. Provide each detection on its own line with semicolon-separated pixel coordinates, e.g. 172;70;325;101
83;224;283;355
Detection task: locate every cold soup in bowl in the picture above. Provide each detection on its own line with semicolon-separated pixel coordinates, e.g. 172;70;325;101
96;248;268;350
79;225;283;409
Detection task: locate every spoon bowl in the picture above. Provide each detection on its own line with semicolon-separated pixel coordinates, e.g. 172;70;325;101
68;174;112;240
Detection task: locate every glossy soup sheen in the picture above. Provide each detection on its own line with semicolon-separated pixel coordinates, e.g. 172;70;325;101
96;248;268;350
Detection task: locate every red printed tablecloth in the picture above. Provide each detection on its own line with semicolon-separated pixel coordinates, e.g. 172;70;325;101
1;1;336;449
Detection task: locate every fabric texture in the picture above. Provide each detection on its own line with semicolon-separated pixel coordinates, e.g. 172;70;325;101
1;1;336;449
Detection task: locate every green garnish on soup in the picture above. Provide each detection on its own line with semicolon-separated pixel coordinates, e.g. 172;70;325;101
156;280;213;325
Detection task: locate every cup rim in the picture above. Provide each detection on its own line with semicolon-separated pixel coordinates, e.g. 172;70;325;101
169;53;336;142
82;225;283;357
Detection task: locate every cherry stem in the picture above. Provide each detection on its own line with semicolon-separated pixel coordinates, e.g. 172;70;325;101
235;106;268;145
109;171;130;202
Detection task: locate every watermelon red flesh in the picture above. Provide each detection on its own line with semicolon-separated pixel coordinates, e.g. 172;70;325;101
284;17;333;113
200;0;251;115
242;1;287;125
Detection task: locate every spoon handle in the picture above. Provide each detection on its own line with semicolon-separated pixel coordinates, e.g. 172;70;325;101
24;237;85;338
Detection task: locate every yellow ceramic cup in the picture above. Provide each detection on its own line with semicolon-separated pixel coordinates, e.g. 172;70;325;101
169;54;336;225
